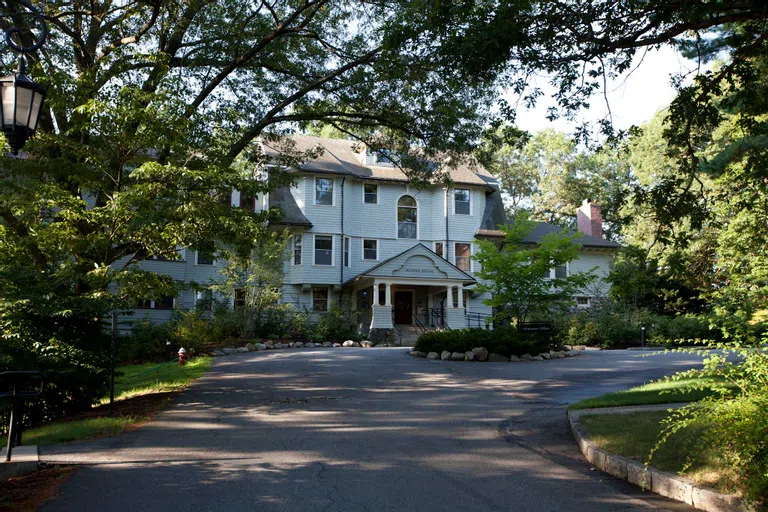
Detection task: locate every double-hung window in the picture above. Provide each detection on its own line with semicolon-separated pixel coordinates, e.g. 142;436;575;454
293;236;302;265
363;239;378;260
544;263;568;279
196;289;213;311
313;287;329;311
315;177;333;205
363;183;378;204
434;242;444;258
344;237;350;267
397;196;417;239
196;249;214;265
314;235;333;266
455;243;471;272
454;188;470;215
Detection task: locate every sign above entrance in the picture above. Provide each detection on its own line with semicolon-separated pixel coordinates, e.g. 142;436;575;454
392;255;448;278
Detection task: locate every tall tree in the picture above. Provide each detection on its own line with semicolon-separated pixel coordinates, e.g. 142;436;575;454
0;0;498;417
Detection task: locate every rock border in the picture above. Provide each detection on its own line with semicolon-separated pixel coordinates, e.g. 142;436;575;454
209;339;378;357
567;407;749;512
409;347;583;362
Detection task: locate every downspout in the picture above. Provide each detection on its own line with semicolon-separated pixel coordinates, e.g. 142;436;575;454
340;175;346;301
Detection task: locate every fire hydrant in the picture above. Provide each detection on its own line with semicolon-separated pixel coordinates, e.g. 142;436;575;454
178;347;188;366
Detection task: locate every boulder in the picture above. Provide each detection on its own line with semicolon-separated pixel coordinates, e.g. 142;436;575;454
471;347;489;362
520;353;533;361
464;351;475;361
488;353;510;362
540;352;550;360
440;350;452;360
237;347;249;353
531;354;544;361
212;350;226;357
297;342;306;348
426;352;440;360
548;350;561;359
333;343;342;348
322;342;332;347
246;343;256;351
361;341;375;348
351;342;361;347
315;343;323;347
555;351;568;358
451;351;465;361
508;354;521;362
567;350;581;357
222;347;237;355
410;351;427;358
265;342;274;349
288;342;296;348
255;343;267;351
342;340;355;347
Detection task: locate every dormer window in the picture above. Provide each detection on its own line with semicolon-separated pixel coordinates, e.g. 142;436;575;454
315;177;333;205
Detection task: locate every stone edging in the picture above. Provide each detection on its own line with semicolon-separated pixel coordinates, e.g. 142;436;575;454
567;407;748;512
408;347;584;362
209;339;376;357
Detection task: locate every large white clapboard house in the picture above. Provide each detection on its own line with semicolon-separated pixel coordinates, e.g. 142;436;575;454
125;135;620;339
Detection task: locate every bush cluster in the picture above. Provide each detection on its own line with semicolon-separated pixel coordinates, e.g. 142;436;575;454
414;327;555;357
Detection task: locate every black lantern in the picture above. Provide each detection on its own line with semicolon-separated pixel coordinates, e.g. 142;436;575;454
2;0;48;155
0;58;46;155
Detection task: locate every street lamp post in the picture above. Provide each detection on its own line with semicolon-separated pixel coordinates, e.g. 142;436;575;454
1;0;48;155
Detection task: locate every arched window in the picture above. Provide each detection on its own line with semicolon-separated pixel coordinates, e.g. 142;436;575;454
397;195;417;239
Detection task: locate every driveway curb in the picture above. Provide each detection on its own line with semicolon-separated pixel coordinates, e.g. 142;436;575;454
567;408;750;512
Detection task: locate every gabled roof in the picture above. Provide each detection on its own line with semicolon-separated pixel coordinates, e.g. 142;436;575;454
476;188;621;249
344;243;476;286
262;134;497;188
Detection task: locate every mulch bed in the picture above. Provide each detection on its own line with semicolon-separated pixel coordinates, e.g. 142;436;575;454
0;466;78;512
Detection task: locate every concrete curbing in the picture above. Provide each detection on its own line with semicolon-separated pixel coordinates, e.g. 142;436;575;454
568;408;749;512
0;446;39;482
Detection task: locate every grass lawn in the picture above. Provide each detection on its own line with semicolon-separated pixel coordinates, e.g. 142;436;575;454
568;377;729;410
579;411;737;494
3;357;211;447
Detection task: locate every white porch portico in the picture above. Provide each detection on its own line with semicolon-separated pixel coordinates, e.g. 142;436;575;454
343;244;476;334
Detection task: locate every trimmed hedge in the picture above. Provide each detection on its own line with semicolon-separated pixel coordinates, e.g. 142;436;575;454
414;327;555;357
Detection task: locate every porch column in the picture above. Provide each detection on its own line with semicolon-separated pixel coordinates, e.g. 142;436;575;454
373;281;380;306
370;280;393;333
446;285;455;308
458;286;464;309
385;283;392;306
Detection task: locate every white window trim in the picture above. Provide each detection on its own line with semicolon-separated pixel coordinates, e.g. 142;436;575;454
292;235;302;266
195;250;215;266
454;188;472;216
454;242;473;273
312;233;335;267
312;286;330;312
433;241;445;259
576;296;591;308
395;193;419;240
313;176;335;206
362;182;379;205
546;261;570;279
344;236;351;267
361;238;379;261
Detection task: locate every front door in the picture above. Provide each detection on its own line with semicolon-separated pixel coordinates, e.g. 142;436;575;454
394;291;412;325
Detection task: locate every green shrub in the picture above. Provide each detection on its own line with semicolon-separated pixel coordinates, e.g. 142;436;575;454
119;318;174;363
414;327;554;357
555;311;640;349
650;314;720;345
651;339;768;504
310;303;359;342
169;309;218;355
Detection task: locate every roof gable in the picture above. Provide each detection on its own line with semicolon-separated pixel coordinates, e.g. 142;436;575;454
345;244;476;285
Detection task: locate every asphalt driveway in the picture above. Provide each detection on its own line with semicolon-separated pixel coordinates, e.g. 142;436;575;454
41;348;705;511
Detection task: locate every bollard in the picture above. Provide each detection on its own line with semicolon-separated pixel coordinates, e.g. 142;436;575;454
641;326;646;347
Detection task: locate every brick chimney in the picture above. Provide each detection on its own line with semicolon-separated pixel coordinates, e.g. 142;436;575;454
577;199;603;239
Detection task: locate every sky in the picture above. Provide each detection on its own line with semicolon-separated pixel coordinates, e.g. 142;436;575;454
511;45;704;134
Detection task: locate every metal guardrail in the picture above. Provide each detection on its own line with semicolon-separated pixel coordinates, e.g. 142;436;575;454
466;312;494;329
0;371;44;462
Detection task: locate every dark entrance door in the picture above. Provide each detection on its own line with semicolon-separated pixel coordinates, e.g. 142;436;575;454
393;291;412;325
